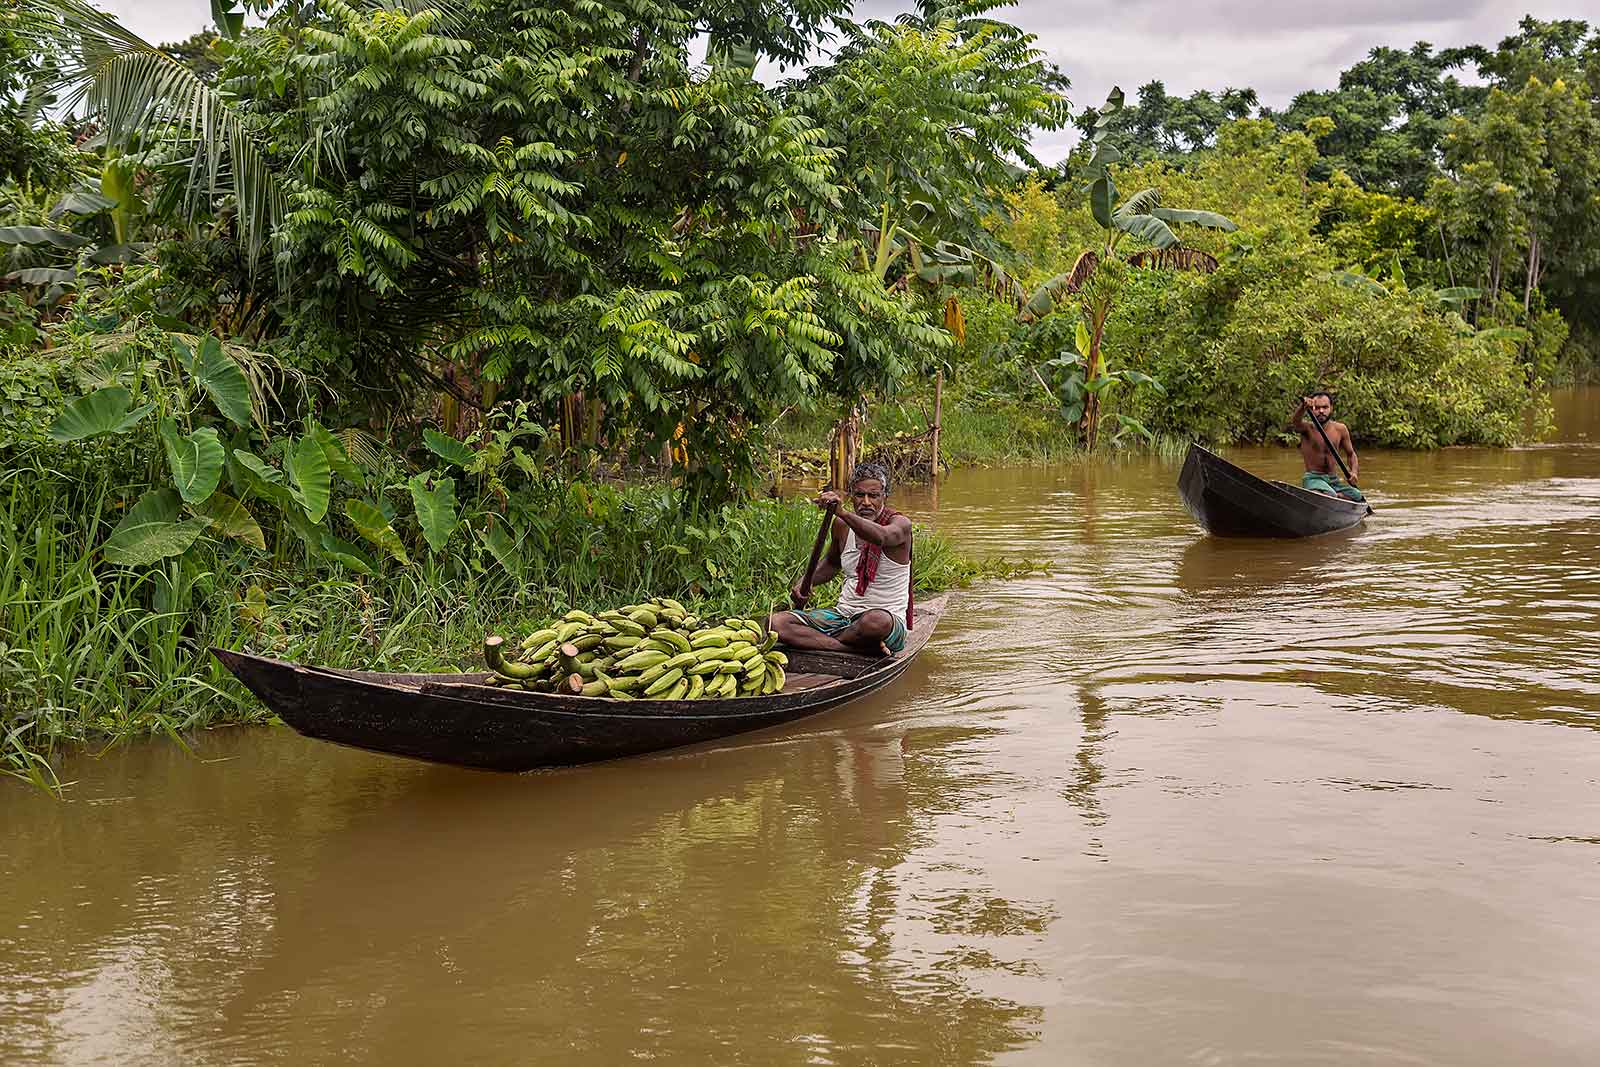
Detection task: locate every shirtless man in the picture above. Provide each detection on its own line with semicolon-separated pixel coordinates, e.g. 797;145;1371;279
767;462;912;657
1289;391;1365;502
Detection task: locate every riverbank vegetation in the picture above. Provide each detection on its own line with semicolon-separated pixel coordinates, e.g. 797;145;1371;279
3;2;1598;780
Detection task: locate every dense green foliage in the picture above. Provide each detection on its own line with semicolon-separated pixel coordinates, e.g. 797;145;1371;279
3;2;1598;779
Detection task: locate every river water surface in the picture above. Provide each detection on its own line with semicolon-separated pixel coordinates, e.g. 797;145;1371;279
4;391;1598;1065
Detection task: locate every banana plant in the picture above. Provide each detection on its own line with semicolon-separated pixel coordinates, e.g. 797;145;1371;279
1018;88;1238;447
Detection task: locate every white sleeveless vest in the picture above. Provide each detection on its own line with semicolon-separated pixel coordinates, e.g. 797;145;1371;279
835;530;911;625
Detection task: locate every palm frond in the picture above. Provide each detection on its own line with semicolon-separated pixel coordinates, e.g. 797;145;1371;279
20;0;286;269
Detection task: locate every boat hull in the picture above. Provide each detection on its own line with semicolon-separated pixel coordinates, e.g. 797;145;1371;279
214;596;946;772
1178;444;1371;538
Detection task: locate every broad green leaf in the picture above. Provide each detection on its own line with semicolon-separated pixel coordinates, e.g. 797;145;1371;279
345;499;410;565
481;523;524;577
50;189;116;217
1434;286;1481;304
423;428;476;469
1148;206;1238;232
210;0;245;39
1109;414;1156;445
1328;270;1390;297
194;491;265;550
87;243;151;265
160;419;225;503
0;226;91;249
409;473;459;553
231;448;283;494
288;435;331;522
1074;320;1092;360
192;336;253;428
232;448;280;482
1120;370;1167;395
1061;400;1085;423
318;531;377;575
240;584;270;623
172;336;196;372
1114;187;1161;220
102;489;211;566
47;387;154;442
310;421;362;482
1090;175;1117;230
5;267;76;286
1084;376;1119;395
1115;213;1179;248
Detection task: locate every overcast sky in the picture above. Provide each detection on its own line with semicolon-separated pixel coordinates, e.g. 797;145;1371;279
104;0;1599;162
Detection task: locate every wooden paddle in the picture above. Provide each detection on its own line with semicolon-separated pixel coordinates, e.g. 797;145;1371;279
791;499;839;609
1303;398;1357;486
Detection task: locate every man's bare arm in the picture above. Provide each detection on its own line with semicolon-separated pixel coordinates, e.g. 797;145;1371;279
1338;425;1359;482
1288;397;1311;435
836;509;912;548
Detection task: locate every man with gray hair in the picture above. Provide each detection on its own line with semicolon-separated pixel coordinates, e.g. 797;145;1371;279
767;461;913;657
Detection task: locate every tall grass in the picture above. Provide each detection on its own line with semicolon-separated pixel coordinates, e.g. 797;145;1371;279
1;458;1036;790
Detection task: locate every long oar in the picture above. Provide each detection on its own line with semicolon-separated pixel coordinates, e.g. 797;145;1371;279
791;500;839;609
1305;404;1356;486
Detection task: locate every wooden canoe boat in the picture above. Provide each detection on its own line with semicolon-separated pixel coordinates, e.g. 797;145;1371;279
1178;444;1371;538
212;594;948;772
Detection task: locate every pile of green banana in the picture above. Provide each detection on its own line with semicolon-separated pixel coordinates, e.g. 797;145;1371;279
482;596;789;701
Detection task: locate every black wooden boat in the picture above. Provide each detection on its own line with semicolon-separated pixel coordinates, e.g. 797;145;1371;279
212;595;948;772
1178;444;1371;538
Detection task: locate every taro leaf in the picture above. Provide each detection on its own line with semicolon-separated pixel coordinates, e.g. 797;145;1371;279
47;387;154;442
423;427;476;469
288;435;331;522
192;335;253;428
1084;375;1120;395
101;489;211;566
282;500;324;551
345;499;410;565
159;418;225;504
172;335;196;372
231;448;283;488
1090;175;1117;230
194;491;265;550
408;473;459;553
310;421;362;482
0;226;91;249
1062;400;1085;424
481;523;524;577
318;531;377;575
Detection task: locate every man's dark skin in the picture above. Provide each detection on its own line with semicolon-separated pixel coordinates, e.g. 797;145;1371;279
1290;393;1360;489
765;477;911;655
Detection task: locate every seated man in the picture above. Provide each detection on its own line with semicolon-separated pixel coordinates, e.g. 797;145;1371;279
1290;391;1366;502
768;462;912;657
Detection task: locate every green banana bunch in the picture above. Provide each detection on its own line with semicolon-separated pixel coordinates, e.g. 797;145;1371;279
484;597;785;701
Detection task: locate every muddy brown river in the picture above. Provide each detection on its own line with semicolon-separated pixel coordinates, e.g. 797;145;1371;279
3;390;1598;1065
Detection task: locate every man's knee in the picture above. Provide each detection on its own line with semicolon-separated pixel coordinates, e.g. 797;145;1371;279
767;611;796;635
855;610;893;639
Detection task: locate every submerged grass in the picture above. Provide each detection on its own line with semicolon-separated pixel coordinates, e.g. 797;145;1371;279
1;458;1040;791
